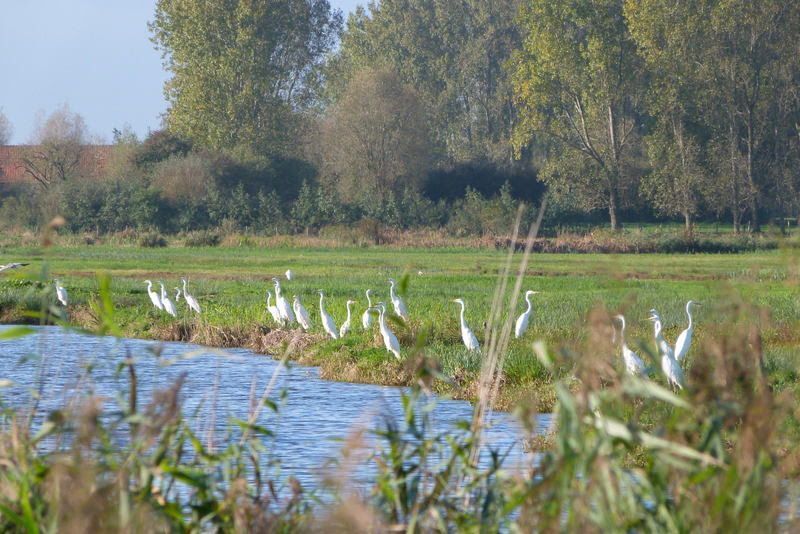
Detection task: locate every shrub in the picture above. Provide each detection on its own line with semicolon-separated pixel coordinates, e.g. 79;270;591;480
183;230;221;247
138;231;167;248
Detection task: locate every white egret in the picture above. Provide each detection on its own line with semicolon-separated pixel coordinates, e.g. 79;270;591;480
361;289;374;329
318;291;339;340
160;282;177;317
674;300;700;363
181;278;202;314
272;278;294;324
340;299;355;337
388;278;409;321
649;313;683;390
285;269;293;281
174;287;181;303
452;298;480;352
293;295;311;331
266;290;281;323
514;290;540;338
376;303;401;359
614;315;645;376
0;262;29;273
144;280;163;310
54;279;68;307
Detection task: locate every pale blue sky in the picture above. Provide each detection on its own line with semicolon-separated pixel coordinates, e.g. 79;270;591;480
0;0;362;143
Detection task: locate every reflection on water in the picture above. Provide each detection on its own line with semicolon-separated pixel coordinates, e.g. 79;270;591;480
0;326;550;488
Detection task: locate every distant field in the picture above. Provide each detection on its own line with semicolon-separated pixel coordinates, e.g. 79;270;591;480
1;243;798;409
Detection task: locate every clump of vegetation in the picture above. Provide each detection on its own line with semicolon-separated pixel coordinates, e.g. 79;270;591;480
183;230;221;247
137;231;167;248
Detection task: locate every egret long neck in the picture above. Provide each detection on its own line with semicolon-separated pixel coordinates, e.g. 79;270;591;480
389;282;396;299
346;302;352;320
459;303;467;328
366;291;372;307
525;294;533;314
686;303;693;328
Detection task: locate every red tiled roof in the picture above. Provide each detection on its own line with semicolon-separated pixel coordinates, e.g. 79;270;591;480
0;145;113;184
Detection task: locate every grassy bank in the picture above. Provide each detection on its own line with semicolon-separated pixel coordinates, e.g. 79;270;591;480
1;243;799;410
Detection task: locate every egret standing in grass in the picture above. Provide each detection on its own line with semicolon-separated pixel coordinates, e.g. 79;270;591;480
181;278;202;314
452;298;480;352
649;313;683;390
340;299;355;337
272;278;294;325
266;290;281;323
54;279;68;307
318;291;339;339
388;278;409;321
285;269;293;281
376;303;401;359
514;290;540;338
362;289;374;330
675;300;700;363
614;315;645;376
293;295;311;331
144;280;163;311
160;282;177;317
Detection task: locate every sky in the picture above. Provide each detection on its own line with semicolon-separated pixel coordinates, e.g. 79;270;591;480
0;0;362;144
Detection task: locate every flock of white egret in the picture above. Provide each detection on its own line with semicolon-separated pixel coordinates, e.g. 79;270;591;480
613;300;700;390
3;259;700;389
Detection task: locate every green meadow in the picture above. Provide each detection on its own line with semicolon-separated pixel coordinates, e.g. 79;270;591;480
1;243;798;409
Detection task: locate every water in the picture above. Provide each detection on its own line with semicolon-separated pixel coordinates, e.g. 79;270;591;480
0;326;550;490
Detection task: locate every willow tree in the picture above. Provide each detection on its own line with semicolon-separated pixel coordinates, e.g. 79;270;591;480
511;0;646;230
150;0;341;157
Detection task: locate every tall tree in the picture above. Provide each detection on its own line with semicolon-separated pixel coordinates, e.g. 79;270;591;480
626;0;713;233
22;104;88;189
326;0;522;165
511;0;647;230
701;0;800;232
151;0;342;157
320;68;432;204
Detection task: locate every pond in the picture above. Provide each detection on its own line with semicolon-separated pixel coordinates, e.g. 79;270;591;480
0;326;551;489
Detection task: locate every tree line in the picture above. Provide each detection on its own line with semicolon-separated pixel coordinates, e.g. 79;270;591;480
1;0;799;234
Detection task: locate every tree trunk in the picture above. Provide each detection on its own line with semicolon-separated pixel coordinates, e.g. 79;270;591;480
683;210;693;236
729;117;741;234
608;187;621;231
745;114;760;232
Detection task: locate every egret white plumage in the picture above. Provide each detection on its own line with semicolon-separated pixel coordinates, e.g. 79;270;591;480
174;287;181;303
339;299;355;337
266;290;281;323
361;289;374;329
285;269;293;281
272;278;294;324
674;300;700;363
181;278;202;314
388;278;409;321
376;303;401;359
452;298;480;352
318;291;339;340
160;282;177;317
614;315;646;376
293;295;311;331
0;262;29;273
144;280;163;310
54;279;68;307
649;313;684;390
514;290;540;338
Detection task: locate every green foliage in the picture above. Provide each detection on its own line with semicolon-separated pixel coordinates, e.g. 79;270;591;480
150;0;342;157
